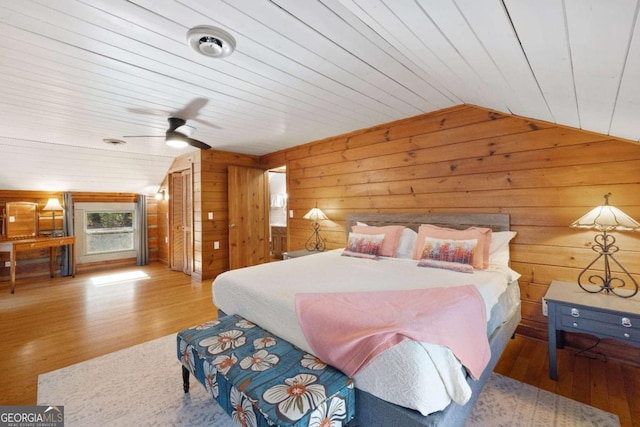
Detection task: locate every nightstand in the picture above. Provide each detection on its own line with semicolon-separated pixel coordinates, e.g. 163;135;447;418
282;249;322;260
545;280;640;380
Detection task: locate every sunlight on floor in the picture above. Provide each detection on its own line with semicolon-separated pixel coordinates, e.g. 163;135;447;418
90;270;150;287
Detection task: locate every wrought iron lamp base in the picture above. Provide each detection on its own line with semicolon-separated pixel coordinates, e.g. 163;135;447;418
577;231;638;298
305;222;325;251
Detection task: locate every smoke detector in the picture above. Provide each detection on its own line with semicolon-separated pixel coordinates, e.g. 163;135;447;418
187;26;236;58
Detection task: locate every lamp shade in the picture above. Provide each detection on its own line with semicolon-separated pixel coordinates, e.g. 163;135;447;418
570;195;640;231
42;198;63;212
303;207;328;221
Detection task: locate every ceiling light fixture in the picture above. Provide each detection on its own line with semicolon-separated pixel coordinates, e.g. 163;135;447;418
165;133;189;149
103;138;126;145
187;25;236;58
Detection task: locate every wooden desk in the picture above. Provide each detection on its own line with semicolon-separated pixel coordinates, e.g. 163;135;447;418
0;236;76;293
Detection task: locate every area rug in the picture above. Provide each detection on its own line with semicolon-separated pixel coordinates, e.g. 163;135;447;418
38;334;620;427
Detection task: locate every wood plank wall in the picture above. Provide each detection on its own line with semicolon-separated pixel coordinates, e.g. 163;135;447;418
260;104;640;364
0;190;159;281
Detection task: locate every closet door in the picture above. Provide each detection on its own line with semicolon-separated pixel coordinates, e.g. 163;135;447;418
170;170;193;275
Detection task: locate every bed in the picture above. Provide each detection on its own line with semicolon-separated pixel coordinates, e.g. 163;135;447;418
212;212;522;426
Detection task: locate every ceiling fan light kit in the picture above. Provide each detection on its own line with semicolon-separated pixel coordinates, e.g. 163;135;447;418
165;134;189;148
187;25;236;58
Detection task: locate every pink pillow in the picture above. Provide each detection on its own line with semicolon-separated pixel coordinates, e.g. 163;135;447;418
412;224;492;269
351;225;405;258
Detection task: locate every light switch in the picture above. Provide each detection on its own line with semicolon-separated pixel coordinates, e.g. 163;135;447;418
289;210;294;218
214;241;220;250
208;212;214;220
9;216;15;222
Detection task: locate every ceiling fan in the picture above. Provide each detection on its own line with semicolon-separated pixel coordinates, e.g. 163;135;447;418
124;117;211;150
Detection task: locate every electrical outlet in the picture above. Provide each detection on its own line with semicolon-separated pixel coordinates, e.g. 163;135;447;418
542;297;548;316
208;212;214;220
214;241;220;250
4;261;10;267
289;210;294;218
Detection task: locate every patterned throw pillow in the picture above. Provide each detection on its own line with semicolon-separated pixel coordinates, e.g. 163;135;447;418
417;237;477;273
413;224;492;269
351;225;405;257
342;232;386;260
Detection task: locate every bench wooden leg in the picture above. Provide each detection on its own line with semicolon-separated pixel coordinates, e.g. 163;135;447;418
182;365;190;393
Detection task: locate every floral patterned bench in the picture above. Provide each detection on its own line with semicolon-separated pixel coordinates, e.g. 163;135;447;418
177;314;356;427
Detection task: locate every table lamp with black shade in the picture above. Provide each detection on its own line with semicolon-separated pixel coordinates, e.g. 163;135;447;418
570;193;640;298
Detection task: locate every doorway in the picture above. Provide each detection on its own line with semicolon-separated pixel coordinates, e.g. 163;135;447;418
268;167;287;260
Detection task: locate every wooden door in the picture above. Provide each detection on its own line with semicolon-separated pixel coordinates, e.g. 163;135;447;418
170;170;192;275
228;165;269;270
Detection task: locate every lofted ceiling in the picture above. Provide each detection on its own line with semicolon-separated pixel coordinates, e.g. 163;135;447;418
1;0;639;194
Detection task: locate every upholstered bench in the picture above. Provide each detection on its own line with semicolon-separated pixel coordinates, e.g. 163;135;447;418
177;314;355;427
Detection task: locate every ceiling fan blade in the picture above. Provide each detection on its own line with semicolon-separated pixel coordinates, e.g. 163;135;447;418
186;137;212;150
193;117;223;129
122;135;164;138
172;98;208;119
165;131;211;150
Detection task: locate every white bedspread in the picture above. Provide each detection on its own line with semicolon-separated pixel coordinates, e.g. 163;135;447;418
212;250;513;415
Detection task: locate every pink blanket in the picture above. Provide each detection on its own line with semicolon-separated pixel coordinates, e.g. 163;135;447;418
295;285;490;379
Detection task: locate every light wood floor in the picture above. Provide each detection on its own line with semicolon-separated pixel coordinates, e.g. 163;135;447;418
1;262;639;426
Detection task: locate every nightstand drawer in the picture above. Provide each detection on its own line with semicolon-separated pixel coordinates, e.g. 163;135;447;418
560;315;640;345
560;306;640;329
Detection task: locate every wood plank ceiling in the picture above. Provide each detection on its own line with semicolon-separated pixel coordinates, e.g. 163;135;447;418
0;0;639;193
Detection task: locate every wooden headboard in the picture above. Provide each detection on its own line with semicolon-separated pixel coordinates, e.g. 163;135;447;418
345;212;510;233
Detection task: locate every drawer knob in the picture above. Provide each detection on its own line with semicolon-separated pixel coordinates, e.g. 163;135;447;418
571;308;580;317
572;322;578;327
624;333;630;338
621;317;632;328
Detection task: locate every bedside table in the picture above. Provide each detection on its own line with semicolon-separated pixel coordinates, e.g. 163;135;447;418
545;280;640;380
282;249;322;259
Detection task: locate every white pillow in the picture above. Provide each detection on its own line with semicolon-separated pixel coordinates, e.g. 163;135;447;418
395;228;418;259
489;231;517;266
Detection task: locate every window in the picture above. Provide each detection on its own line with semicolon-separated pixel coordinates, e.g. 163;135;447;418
85;211;134;254
74;203;138;264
